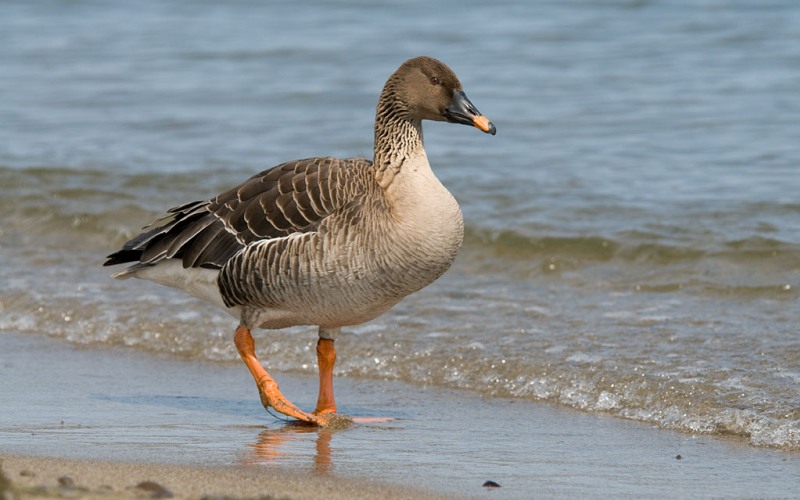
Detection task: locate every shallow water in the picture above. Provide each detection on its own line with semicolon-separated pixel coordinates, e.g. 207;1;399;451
2;0;799;450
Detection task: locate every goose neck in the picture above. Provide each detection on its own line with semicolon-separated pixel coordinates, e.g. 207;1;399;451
373;95;425;188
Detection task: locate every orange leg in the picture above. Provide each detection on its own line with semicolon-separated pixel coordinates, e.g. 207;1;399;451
312;335;390;425
234;325;320;424
314;338;337;415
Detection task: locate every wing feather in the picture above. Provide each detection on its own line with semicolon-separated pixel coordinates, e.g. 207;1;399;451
104;157;374;270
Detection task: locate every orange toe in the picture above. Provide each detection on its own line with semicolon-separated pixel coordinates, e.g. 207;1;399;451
256;375;317;423
352;416;394;424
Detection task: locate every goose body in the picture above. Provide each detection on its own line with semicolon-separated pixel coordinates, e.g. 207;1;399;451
105;56;495;425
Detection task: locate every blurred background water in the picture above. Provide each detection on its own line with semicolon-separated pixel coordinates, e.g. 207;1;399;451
1;0;799;450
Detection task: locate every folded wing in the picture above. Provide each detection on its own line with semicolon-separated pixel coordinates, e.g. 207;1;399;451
104;157;372;270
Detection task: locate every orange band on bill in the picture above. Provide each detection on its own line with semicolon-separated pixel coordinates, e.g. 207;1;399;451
473;115;493;133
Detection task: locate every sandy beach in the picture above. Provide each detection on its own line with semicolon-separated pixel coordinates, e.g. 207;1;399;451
0;454;454;500
2;332;798;499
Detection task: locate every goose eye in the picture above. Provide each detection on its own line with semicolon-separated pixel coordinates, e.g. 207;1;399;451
430;76;440;85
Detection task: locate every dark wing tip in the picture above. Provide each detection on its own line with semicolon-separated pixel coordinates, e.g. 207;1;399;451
103;249;142;267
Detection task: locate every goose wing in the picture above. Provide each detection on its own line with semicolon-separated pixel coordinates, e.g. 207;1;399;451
104;156;373;270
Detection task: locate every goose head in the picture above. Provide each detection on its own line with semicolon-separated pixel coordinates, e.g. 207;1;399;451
382;56;497;135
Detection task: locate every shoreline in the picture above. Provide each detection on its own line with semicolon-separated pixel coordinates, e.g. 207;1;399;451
2;331;798;499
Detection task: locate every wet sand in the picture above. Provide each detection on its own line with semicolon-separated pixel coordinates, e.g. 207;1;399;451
0;454;451;499
1;331;798;499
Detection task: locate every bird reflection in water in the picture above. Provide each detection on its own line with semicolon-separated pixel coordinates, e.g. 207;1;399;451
243;423;335;475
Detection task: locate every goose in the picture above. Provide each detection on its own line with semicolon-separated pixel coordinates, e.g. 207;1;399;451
105;56;496;427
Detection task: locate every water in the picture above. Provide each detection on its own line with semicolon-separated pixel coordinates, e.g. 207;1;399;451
4;333;798;499
2;0;799;451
